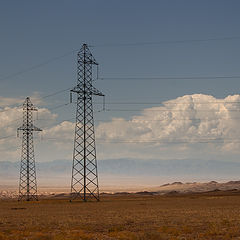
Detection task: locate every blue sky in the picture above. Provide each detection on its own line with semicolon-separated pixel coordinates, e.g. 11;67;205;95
1;0;240;104
1;1;240;178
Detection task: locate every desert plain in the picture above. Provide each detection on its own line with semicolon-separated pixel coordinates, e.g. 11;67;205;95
1;189;240;240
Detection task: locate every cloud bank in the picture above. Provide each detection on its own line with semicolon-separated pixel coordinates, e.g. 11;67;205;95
96;94;240;159
1;93;240;162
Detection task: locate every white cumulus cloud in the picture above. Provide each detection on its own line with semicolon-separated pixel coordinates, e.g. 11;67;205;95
96;94;240;159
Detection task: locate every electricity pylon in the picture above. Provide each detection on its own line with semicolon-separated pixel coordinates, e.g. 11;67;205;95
70;44;104;201
18;97;42;201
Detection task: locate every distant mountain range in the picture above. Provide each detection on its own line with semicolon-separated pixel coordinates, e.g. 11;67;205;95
155;180;240;193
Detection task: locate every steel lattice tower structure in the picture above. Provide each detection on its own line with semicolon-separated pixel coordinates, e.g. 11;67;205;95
70;44;104;201
18;97;42;201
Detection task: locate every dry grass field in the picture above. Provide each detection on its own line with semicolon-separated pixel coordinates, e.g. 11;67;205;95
1;191;240;240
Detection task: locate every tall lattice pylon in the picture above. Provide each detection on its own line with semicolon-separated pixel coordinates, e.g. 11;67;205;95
18;97;42;201
70;44;104;201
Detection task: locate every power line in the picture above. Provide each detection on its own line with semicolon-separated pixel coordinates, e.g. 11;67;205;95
0;87;72;113
91;36;240;48
0;144;22;152
0;50;77;82
48;102;71;111
0;134;16;140
95;117;240;122
0;98;72;136
96;141;240;144
94;101;240;105
0;118;22;128
3;109;240;133
95;138;240;144
36;117;75;129
0;104;22;113
41;88;71;99
31;136;240;145
3;102;240;133
1;36;239;83
20;115;240;127
105;108;240;112
99;75;240;81
0;36;239;85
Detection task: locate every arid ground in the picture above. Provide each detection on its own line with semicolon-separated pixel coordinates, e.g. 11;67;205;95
1;191;240;240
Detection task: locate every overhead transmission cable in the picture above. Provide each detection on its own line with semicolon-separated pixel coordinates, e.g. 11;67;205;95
0;87;71;113
0;118;22;129
0;144;22;152
99;75;240;81
1;35;240;83
95;117;240;122
90;36;240;48
0;50;78;83
41;88;72;99
34;136;240;144
93;101;240;105
104;108;240;112
0;134;16;140
4;100;240;131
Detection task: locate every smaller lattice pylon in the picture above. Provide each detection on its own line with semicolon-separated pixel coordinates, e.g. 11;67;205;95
17;97;42;201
